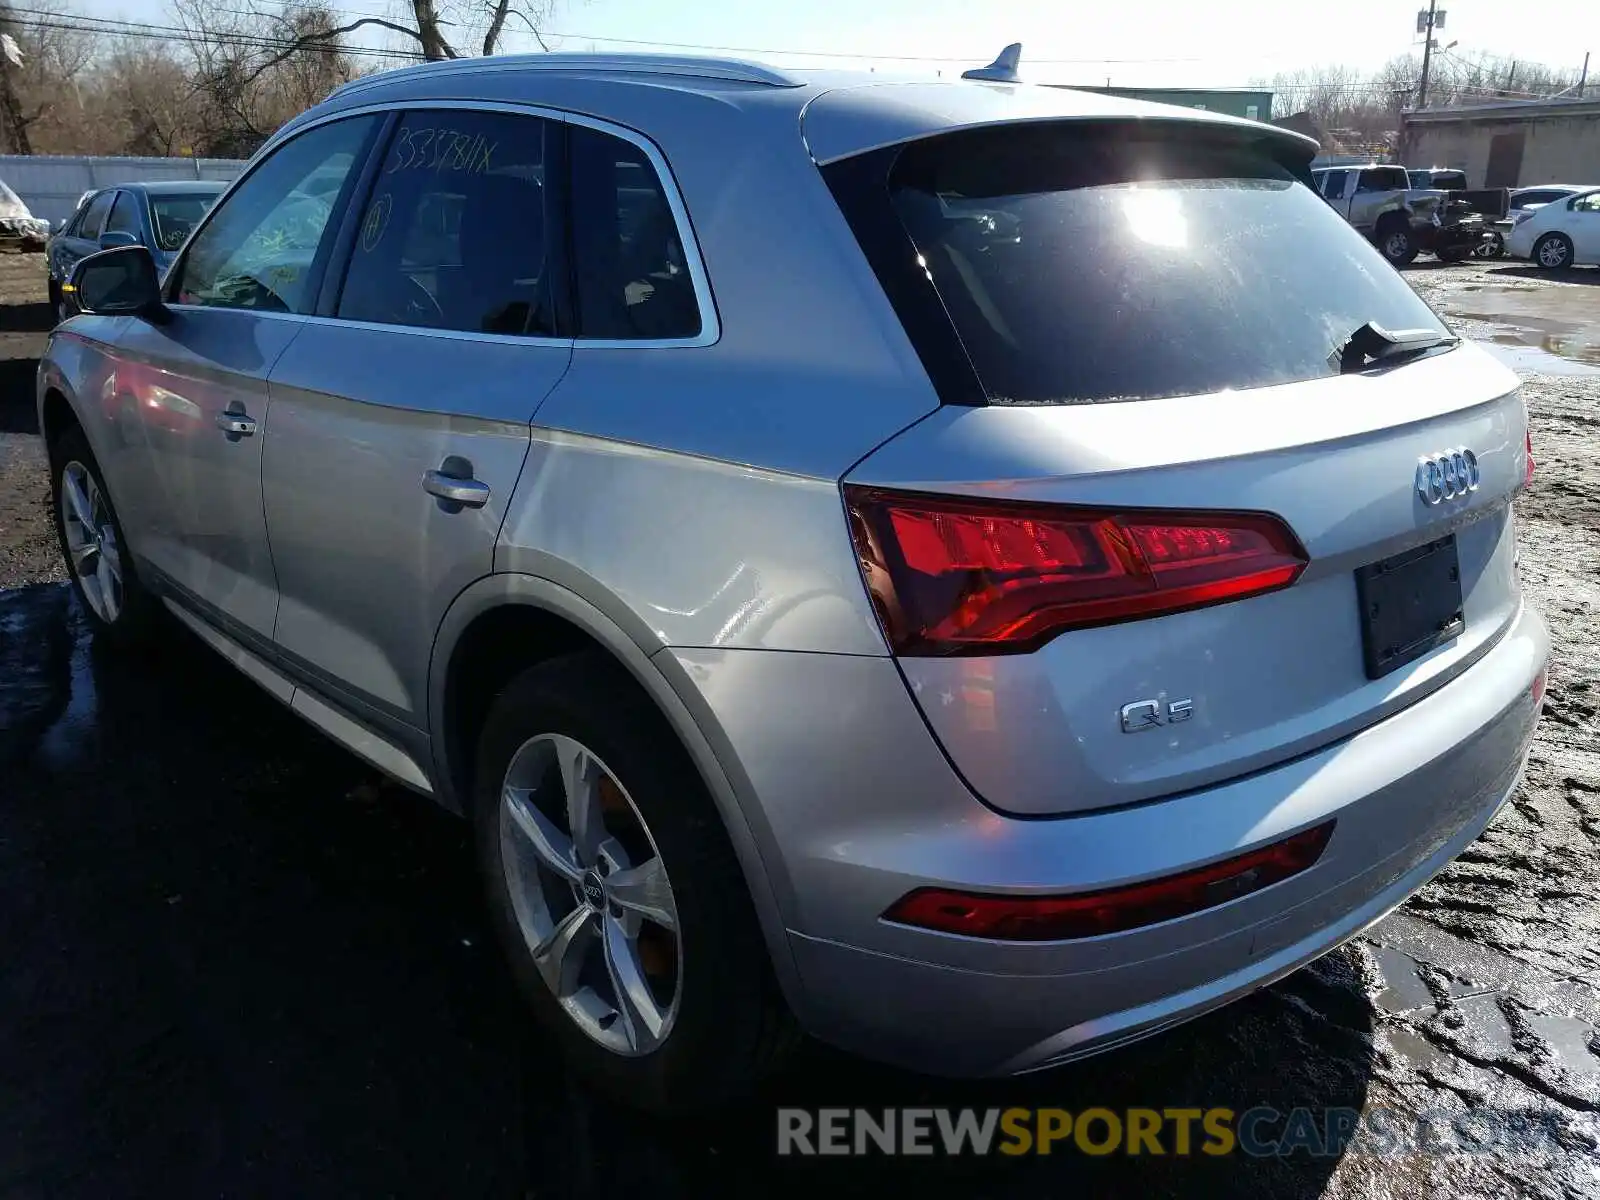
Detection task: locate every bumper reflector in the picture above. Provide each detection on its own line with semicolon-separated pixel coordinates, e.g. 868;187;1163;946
883;821;1336;941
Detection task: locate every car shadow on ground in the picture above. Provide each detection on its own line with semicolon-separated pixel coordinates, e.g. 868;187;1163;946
0;583;1378;1199
1481;263;1600;285
0;299;53;331
0;358;41;432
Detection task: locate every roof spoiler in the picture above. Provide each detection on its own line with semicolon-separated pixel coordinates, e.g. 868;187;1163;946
962;43;1022;83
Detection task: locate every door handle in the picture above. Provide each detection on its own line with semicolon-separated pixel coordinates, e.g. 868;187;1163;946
216;408;257;436
423;468;490;508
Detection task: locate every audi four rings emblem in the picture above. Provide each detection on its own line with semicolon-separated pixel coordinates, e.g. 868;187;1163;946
1415;448;1480;505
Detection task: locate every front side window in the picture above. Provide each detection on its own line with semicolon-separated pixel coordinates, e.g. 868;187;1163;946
841;122;1447;406
77;191;112;240
568;124;701;341
1574;193;1600;214
173;116;376;314
337;109;554;335
105;192;142;237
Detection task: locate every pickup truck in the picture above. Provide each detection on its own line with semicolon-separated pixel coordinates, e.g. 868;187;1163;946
1312;163;1493;265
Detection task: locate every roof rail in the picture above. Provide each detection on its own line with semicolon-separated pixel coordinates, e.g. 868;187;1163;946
328;52;805;101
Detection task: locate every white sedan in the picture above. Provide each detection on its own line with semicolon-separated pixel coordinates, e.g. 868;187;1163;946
1507;186;1600;269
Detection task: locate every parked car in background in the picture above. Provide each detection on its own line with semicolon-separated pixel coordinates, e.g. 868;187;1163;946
1509;184;1589;223
42;54;1547;1108
1507;186;1600;269
48;181;227;322
0;178;51;248
1313;163;1490;264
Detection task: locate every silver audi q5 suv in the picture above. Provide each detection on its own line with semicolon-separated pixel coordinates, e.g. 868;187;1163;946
40;53;1548;1108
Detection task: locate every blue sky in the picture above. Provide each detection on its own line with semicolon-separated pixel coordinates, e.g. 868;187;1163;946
76;0;1600;90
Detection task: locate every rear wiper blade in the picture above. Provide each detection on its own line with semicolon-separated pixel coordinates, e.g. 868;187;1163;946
1336;322;1460;373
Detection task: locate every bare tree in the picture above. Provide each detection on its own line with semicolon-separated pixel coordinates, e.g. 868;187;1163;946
172;0;362;156
239;0;557;66
0;1;99;154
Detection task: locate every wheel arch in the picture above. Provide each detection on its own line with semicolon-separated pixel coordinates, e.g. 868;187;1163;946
427;571;808;1014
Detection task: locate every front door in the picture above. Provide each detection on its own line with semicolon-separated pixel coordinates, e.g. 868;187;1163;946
1568;192;1600;260
116;113;381;640
262;106;571;728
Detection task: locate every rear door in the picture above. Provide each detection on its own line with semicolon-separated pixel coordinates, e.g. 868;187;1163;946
260;105;571;730
826;119;1527;816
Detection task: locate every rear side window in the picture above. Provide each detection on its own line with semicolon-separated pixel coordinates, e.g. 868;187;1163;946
1358;167;1408;192
568;124;701;341
77;191;112;240
337;108;556;336
1318;169;1348;198
827;124;1447;406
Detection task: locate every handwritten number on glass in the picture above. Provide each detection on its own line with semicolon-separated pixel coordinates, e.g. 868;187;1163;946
386;128;497;176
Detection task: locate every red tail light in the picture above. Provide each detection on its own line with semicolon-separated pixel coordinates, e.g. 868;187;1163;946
883;822;1335;941
1525;430;1535;486
845;488;1307;655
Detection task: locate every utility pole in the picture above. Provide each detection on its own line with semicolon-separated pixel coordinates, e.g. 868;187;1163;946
1416;0;1446;109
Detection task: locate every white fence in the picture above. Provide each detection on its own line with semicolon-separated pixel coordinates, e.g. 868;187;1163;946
0;154;247;226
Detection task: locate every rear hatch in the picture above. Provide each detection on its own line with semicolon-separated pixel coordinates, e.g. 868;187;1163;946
821;110;1529;817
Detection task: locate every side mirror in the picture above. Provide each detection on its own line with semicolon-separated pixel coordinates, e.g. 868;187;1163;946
70;245;168;323
98;230;140;251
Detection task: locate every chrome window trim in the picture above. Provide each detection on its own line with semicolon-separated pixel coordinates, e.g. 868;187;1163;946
178;97;720;349
326;55;803;107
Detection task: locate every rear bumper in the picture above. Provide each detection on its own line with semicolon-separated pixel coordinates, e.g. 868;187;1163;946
668;600;1547;1076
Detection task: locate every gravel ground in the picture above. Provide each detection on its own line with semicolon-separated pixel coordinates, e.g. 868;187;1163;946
0;253;60;590
1;254;1598;1197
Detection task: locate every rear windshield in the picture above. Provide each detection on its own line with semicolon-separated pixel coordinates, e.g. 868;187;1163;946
839;124;1447;405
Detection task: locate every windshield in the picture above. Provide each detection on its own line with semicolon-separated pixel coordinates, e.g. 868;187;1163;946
149;193;220;252
847;123;1448;405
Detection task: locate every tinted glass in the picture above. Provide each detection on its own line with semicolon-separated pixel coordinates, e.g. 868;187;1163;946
874;124;1447;405
174;116;375;313
1358;167;1408;192
104;191;142;237
149;193;218;253
78;191;112;240
569;124;700;340
338;109;554;335
1320;170;1348;197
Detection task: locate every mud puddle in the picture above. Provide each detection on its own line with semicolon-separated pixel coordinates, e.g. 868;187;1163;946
1438;281;1600;372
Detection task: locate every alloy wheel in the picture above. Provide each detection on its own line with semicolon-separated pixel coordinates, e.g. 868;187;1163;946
1537;236;1570;268
60;460;123;624
498;733;681;1056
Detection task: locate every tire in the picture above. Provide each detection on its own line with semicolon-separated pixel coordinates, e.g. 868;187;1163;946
1533;232;1574;270
48;425;160;644
1378;221;1418;266
473;650;795;1111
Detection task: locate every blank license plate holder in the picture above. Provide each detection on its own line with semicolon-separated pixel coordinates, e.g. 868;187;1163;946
1354;535;1465;680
